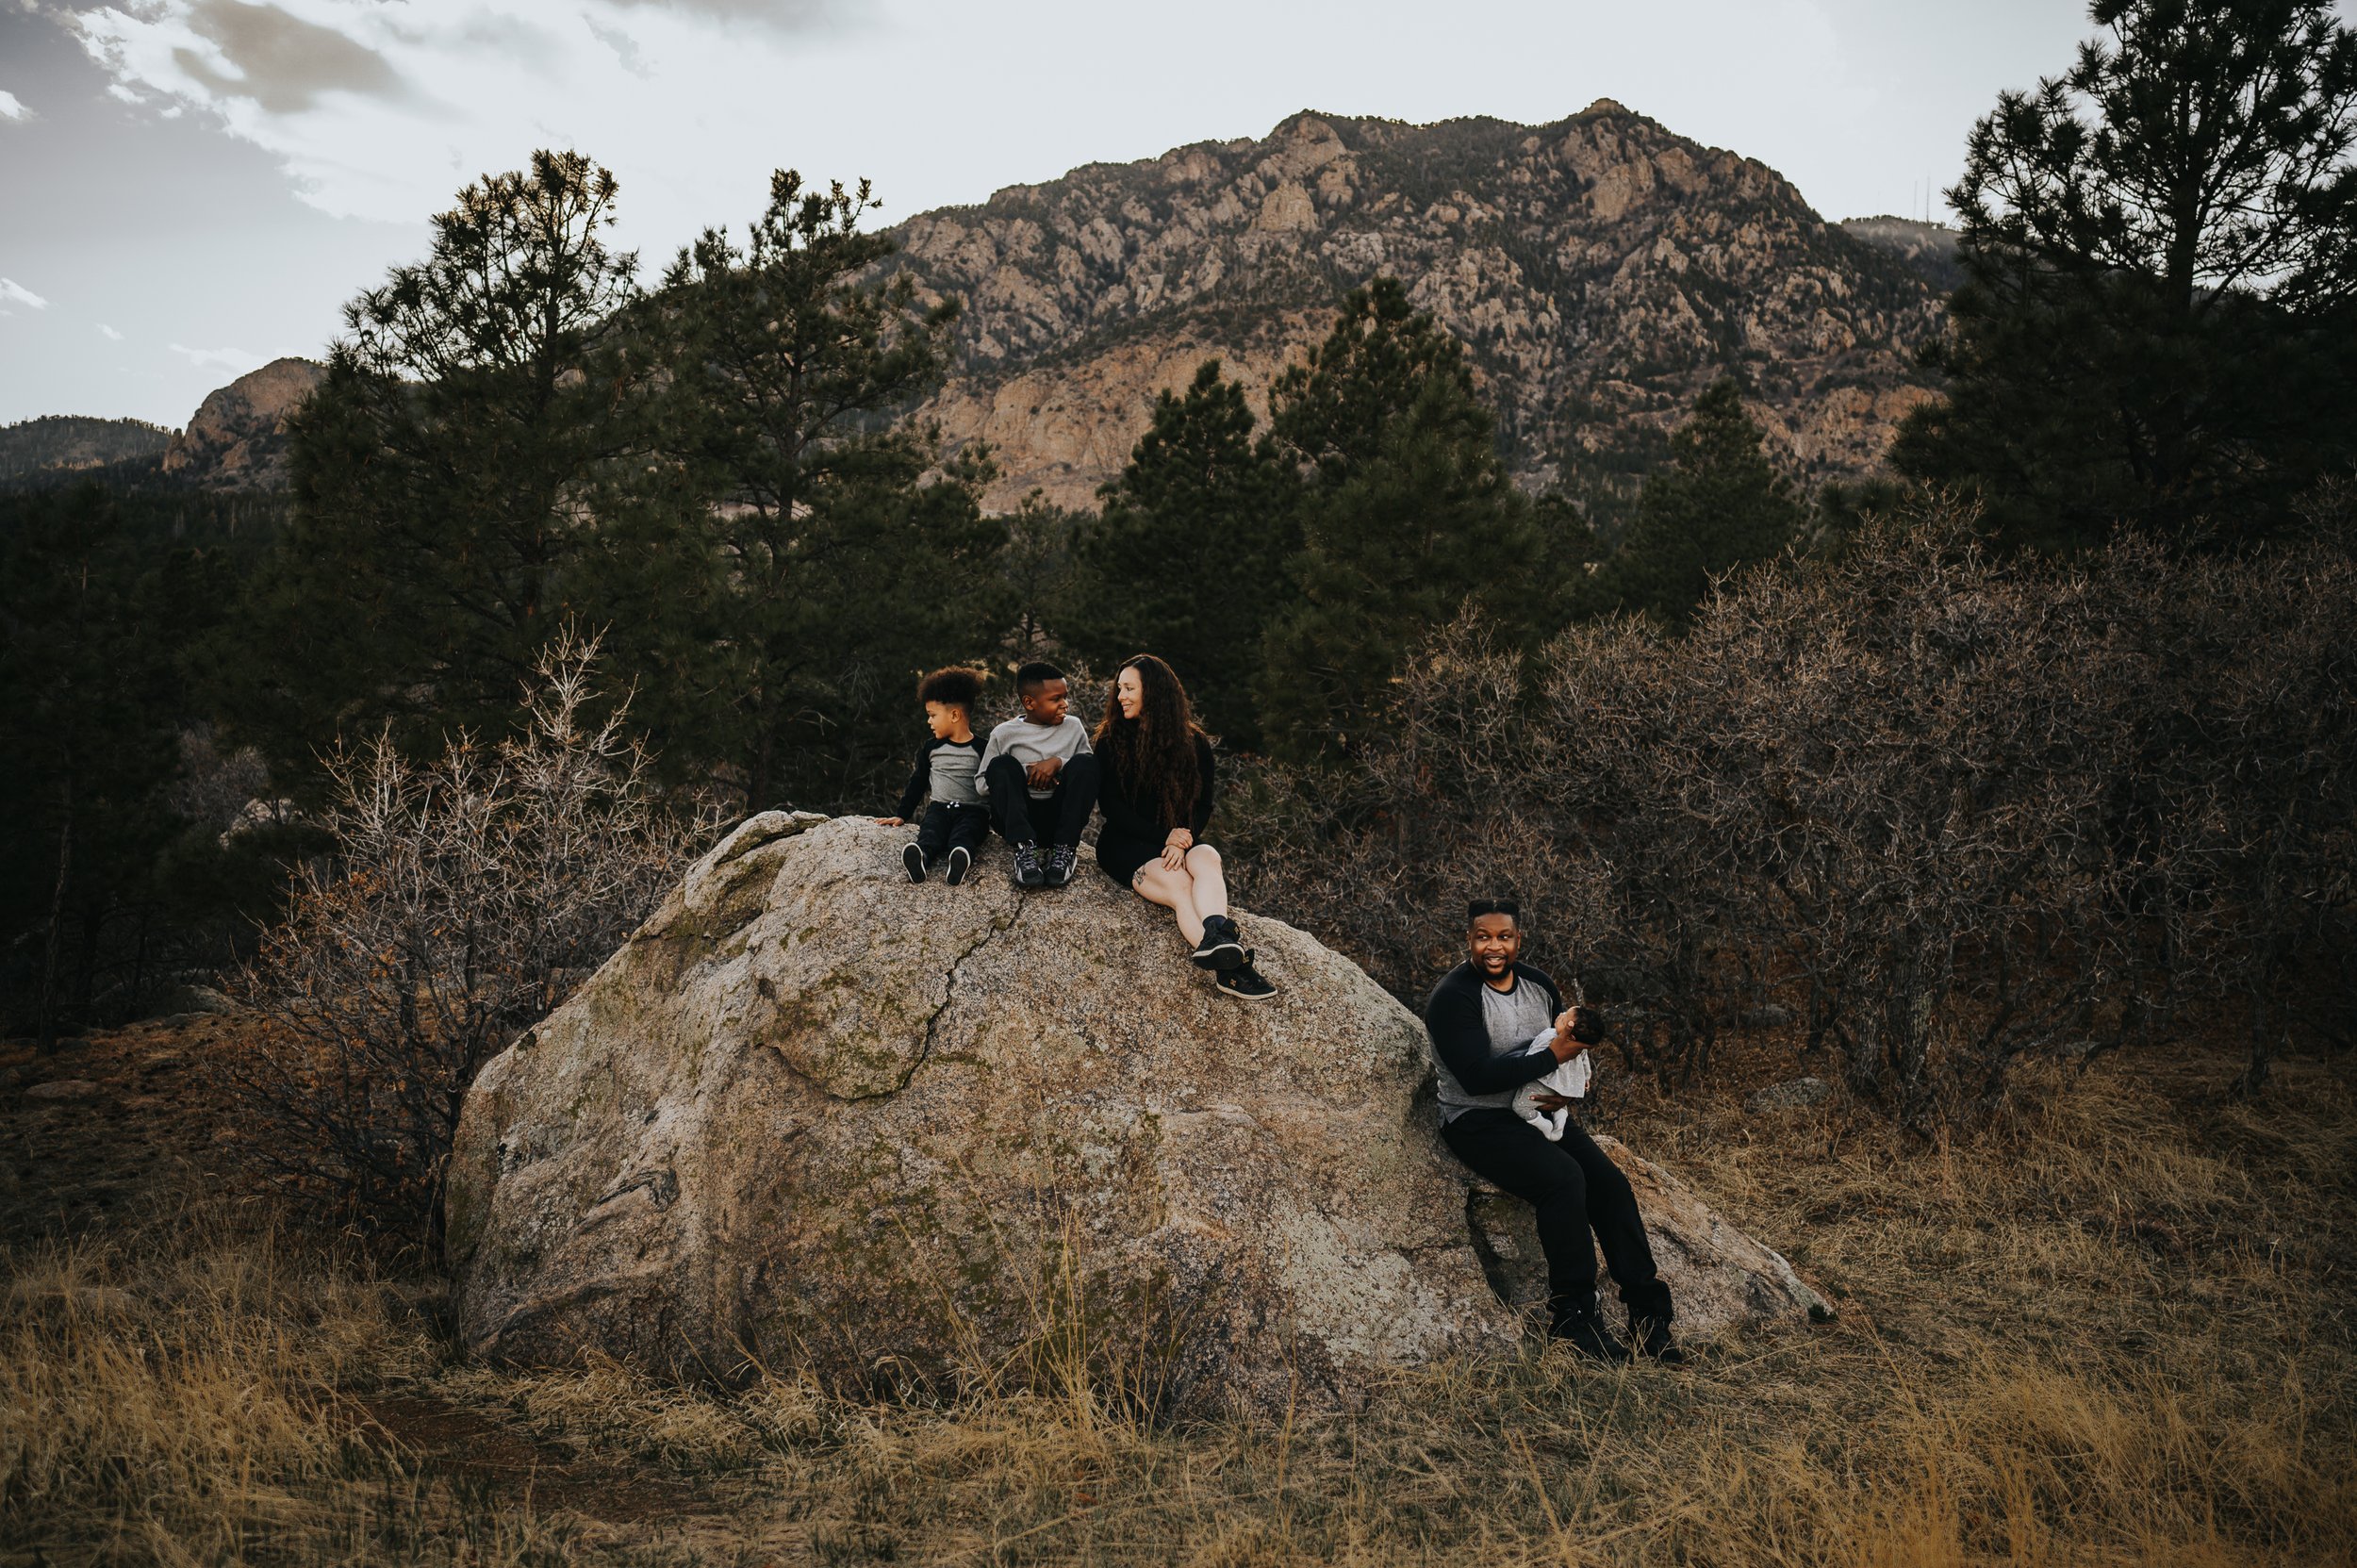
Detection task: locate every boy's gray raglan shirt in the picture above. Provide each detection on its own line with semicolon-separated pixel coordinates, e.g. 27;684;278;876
893;735;985;817
926;738;984;806
976;716;1093;801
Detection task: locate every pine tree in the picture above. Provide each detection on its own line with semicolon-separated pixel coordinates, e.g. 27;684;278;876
603;171;1002;809
1070;359;1299;745
1255;279;1544;762
1893;0;2357;549
240;151;651;769
0;485;208;1037
1602;377;1804;625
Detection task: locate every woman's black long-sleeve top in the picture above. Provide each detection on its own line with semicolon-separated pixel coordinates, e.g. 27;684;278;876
1098;733;1215;843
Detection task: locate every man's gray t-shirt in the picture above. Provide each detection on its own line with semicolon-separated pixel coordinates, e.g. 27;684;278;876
1436;974;1554;1124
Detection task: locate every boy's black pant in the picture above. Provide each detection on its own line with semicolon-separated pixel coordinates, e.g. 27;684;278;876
912;801;991;866
1442;1107;1673;1328
982;753;1099;848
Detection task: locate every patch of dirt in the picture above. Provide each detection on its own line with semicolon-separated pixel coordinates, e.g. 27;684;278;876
353;1393;716;1526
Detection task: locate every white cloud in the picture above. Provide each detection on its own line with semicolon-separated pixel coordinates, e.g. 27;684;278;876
60;0;2085;270
98;323;124;340
0;88;32;123
170;342;263;371
0;277;49;309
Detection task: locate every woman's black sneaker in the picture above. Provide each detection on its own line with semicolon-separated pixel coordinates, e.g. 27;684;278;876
945;846;972;885
1214;954;1277;1000
1191;915;1246;970
1011;843;1047;889
901;843;927;883
1046;845;1079;886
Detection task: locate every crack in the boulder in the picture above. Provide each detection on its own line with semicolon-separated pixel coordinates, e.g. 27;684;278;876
774;888;1027;1104
909;892;1027;1086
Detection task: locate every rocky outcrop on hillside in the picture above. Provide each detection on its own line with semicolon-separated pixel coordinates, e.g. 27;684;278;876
161;357;323;489
0;415;171;482
448;813;1825;1415
884;103;1946;511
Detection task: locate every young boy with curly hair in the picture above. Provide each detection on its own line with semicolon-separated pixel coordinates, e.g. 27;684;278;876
876;667;991;885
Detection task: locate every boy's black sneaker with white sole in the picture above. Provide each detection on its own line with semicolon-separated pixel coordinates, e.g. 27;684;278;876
1046;845;1079;887
945;846;972;885
1191;915;1245;970
1011;843;1047;889
902;843;927;883
1214;953;1277;1000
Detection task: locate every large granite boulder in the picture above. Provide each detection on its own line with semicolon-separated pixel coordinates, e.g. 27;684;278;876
448;814;1821;1414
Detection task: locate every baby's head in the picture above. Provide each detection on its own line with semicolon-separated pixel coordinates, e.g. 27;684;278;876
917;667;984;739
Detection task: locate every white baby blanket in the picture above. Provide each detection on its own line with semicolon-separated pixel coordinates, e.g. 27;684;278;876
1509;1028;1591;1141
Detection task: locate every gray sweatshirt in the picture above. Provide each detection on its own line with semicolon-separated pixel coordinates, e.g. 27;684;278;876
977;716;1093;801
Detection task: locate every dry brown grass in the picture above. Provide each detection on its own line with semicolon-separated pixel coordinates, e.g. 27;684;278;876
5;1038;2351;1566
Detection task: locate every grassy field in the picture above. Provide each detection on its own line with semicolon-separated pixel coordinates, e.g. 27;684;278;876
3;1016;2350;1566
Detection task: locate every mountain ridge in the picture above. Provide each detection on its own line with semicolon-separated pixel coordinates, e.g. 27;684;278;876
880;103;1947;513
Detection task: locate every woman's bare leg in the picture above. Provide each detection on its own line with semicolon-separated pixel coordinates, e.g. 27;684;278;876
1183;845;1229;920
1131;861;1206;945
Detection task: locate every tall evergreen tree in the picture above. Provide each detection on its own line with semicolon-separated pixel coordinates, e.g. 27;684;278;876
0;486;215;1036
1071;359;1299;745
241;151;650;771
605;171;1001;809
1894;0;2357;548
1601;377;1804;625
1256;279;1544;762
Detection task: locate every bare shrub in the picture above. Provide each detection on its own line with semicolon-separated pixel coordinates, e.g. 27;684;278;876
1233;502;2357;1125
222;630;713;1246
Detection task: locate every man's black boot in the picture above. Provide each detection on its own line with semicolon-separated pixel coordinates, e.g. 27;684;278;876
1630;1316;1687;1365
1046;844;1079;887
1011;842;1047;889
1549;1302;1632;1362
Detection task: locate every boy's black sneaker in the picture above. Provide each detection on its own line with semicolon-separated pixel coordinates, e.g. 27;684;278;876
1630;1316;1687;1365
1550;1307;1633;1362
945;846;972;885
1191;915;1246;970
1213;954;1277;1001
1046;845;1079;887
901;843;927;883
1011;843;1047;889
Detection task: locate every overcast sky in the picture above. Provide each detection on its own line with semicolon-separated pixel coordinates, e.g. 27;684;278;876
2;0;2110;428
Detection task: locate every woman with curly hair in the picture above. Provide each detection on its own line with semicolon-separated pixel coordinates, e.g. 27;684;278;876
1093;654;1276;1000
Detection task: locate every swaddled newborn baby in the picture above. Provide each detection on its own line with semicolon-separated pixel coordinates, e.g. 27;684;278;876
1510;1029;1591;1140
1510;982;1599;1140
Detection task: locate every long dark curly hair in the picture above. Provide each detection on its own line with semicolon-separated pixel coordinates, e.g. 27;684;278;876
1093;654;1207;831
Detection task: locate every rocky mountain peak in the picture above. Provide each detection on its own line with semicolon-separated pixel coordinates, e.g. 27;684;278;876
885;107;1946;513
161;356;324;490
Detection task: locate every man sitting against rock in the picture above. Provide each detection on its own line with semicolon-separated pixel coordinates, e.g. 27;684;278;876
976;661;1101;889
1425;898;1681;1363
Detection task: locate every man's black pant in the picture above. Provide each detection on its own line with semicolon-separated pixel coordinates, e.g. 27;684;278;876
1442;1107;1673;1327
982;752;1099;848
912;801;991;867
